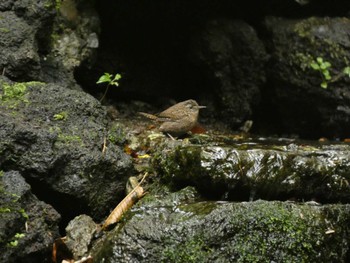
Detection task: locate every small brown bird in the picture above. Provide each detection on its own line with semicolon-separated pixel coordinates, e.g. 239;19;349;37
139;99;206;136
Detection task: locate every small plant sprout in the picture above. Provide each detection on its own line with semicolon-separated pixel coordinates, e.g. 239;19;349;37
96;72;122;102
53;111;67;121
310;57;332;89
343;66;350;78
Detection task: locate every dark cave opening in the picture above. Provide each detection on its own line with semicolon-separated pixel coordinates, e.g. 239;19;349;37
74;0;350;139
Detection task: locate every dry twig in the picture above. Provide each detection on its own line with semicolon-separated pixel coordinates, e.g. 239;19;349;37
102;173;148;230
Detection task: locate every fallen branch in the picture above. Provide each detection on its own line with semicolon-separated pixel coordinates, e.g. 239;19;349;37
102;173;148;230
102;136;107;155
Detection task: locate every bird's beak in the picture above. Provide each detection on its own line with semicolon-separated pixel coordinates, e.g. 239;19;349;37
197;105;206;109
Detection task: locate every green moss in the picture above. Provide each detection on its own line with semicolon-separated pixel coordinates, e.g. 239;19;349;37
7;233;25;247
177;201;218;216
0;82;28;106
55;0;62;10
44;0;59;10
53;111;68;121
18;208;28;219
0;27;9;33
292;52;314;71
285;18;350;88
108;123;126;145
294;18;349;66
49;126;82;145
153;145;203;184
230;202;324;262
25;81;45;86
293;17;321;39
0;173;28;247
50;33;60;44
0;81;44;109
0;207;11;213
57;133;81;144
162;236;212;263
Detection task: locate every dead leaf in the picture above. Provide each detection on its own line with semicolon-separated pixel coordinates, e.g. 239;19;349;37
191;123;206;134
325;229;335;234
102;173;148;230
52;237;73;263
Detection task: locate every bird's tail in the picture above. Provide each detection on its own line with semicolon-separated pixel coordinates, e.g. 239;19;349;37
138;112;158;120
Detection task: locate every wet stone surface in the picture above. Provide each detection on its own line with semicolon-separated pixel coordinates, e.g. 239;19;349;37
153;136;350;203
91;186;350;263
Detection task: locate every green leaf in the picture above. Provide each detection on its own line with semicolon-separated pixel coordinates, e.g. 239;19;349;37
18;208;29;219
324;73;331;80
9;240;18;247
323;61;331;68
96;73;112;84
316;57;323;64
343;66;350;76
53;112;67;121
113;74;122;81
321;81;328;88
110;82;119;87
310;62;320;70
0;207;11;213
15;233;25;239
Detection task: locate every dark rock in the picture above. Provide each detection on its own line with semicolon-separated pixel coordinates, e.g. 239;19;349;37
0;0;13;11
65;214;98;260
153;138;350;203
91;190;350;262
265;16;350;138
0;11;40;80
0;0;99;89
190;19;267;129
0;77;134;221
0;171;60;263
0;0;57;81
41;0;100;89
12;0;56;27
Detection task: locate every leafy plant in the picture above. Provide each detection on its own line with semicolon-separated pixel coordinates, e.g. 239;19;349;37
53;111;67;121
343;66;350;78
310;57;331;89
8;233;25;247
0;83;28;106
18;208;28;219
96;72;121;102
14;233;25;239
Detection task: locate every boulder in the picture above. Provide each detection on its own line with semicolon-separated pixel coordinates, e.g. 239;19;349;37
265;16;350;138
91;187;350;262
0;77;134;221
153;138;350;202
0;171;60;263
0;11;40;80
190;19;267;129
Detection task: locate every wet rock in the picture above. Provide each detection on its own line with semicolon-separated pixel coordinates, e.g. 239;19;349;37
0;77;134;221
65;214;98;260
0;0;56;81
91;189;350;262
0;171;60;263
265;16;350;139
0;11;40;80
0;1;13;10
41;0;100;89
153;138;350;202
0;0;99;89
190;19;267;129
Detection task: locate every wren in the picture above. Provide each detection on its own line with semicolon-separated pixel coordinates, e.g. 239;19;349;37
139;99;206;136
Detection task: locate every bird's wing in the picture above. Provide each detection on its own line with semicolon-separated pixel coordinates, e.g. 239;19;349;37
139;112;172;122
